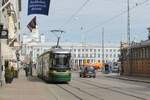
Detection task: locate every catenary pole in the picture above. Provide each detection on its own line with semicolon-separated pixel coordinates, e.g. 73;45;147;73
127;0;131;75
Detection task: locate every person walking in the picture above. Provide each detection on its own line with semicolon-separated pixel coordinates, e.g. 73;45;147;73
24;66;29;77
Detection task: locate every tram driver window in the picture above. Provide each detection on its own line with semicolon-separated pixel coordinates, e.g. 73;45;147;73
53;54;70;67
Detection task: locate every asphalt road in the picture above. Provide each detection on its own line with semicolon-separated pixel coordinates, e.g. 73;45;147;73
0;71;150;100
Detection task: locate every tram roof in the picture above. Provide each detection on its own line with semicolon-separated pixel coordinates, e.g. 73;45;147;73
38;48;70;58
50;48;71;54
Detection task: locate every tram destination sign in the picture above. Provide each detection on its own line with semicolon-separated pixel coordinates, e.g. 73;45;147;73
28;0;51;15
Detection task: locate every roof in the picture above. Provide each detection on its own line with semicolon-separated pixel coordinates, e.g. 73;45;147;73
24;41;120;48
130;40;150;48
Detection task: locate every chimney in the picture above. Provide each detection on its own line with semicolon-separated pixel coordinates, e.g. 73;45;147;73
147;27;150;40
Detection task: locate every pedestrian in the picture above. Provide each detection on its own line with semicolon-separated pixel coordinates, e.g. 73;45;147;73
24;67;29;77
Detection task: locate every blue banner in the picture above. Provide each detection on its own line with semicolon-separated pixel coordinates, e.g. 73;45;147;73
28;0;50;15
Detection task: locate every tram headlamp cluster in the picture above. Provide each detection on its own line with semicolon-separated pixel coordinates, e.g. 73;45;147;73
66;70;69;73
52;70;57;73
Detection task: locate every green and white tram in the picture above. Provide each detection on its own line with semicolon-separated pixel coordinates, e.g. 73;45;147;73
37;47;71;82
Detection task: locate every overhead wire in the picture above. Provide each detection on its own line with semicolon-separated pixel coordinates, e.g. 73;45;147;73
63;0;90;27
83;0;149;34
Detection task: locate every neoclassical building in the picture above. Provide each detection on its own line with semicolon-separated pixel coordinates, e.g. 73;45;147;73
21;29;120;69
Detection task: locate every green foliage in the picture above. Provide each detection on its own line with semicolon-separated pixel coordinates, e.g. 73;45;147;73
5;68;13;79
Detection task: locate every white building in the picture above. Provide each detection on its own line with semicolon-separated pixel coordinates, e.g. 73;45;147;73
21;29;120;70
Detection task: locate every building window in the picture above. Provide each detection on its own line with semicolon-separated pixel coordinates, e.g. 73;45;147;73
106;54;108;57
110;49;112;52
37;49;40;52
78;49;80;52
118;54;120;57
98;54;101;58
82;49;84;52
113;49;116;52
90;49;93;52
74;49;76;52
114;54;116;57
94;49;96;52
90;54;93;58
86;54;88;58
110;54;112;58
106;49;108;52
86;49;88;52
94;53;96;57
37;54;39;57
78;54;80;57
74;54;76;57
82;54;84;58
98;49;100;52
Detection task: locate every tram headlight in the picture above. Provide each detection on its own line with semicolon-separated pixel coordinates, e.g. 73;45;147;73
52;70;57;73
66;70;70;73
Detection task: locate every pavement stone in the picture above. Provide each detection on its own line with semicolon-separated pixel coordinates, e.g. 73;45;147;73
0;70;55;100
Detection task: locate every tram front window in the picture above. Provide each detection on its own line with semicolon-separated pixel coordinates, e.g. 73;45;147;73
53;54;70;67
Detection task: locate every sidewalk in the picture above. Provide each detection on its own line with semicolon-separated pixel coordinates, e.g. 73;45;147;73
103;72;150;83
0;69;54;100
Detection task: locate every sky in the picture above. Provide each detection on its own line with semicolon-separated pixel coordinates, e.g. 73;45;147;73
21;0;150;45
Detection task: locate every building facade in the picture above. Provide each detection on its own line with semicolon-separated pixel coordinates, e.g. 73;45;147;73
0;0;21;60
120;27;150;76
21;30;120;70
0;0;21;83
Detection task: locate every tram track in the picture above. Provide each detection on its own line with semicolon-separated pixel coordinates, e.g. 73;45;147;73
67;84;104;100
74;79;147;100
56;84;83;100
56;83;104;100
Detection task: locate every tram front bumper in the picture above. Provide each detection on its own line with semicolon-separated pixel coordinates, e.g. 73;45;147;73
50;71;71;82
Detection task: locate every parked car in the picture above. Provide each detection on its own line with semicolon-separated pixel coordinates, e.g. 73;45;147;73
79;66;96;78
